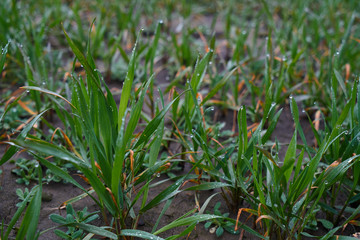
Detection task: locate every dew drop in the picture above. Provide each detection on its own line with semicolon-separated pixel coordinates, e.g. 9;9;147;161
159;19;163;24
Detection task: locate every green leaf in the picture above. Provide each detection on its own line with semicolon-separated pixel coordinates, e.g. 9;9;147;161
50;214;67;224
334;69;348;99
154;214;222;235
1;109;48;166
336;12;355;65
35;154;89;193
204;221;212;229
321;154;360;186
319;226;342;240
16;168;42;240
121;229;164;240
201;67;237;105
216;226;224;237
62;25;100;87
329;237;360;240
301;232;318;238
186;51;211;112
111;76;153;202
184;182;231;191
71;223;117;239
54;229;70;238
199;193;219;214
290;95;308;153
21;86;75;109
165;222;197;240
261;108;282;144
318;219;334;230
140;177;185;213
4;186;39;239
117;31;141;129
152;198;173;233
282;131;297;183
9;139;89;168
134;90;187;149
0;42;9;76
148;20;162;75
0;89;25;124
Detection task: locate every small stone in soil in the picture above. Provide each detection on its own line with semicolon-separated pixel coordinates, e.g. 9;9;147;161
137;217;145;226
41;192;53;202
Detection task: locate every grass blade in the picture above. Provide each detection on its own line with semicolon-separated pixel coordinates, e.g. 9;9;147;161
153;214;222;235
0;42;8;75
0;109;48;165
16;168;42;240
121;229;164;240
117;31;141;129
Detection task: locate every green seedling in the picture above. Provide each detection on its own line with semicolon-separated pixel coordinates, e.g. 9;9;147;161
50;204;99;240
12;158;39;185
204;202;239;237
15;187;32;207
11;158;72;185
